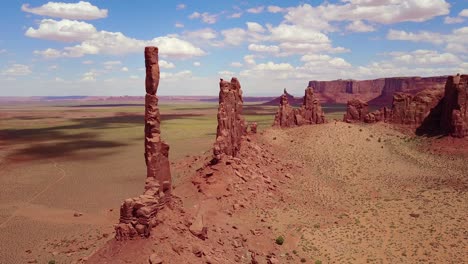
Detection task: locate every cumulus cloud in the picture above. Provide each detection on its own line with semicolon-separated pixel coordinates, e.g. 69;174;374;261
21;1;107;20
246;22;265;33
459;9;468;17
193;62;201;66
345;20;375;32
25;19;97;42
184;28;217;40
221;28;247;46
387;27;468;54
81;70;97;81
120;67;129;72
1;64;32;76
267;6;285;13
175;23;184;28
28;19;206;59
189;12;218;24
248;44;279;53
160;60;176;69
247;6;264;14
444;16;465;24
282;1;449;32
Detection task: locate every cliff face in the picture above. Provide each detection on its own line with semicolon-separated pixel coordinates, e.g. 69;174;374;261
308;76;447;105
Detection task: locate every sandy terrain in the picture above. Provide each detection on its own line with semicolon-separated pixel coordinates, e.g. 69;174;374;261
86;122;467;263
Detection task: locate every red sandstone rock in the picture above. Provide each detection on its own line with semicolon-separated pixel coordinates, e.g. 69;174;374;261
212;78;246;162
441;74;468;137
343;99;369;123
309;76;447;105
364;107;391;123
273;92;296;127
115;47;172;240
273;87;325;127
297;87;326;125
390;89;444;126
249;122;258;134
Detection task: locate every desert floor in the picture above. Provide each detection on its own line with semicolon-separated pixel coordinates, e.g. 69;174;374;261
1;101;467;264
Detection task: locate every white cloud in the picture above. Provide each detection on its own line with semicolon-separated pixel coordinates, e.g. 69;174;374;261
82;60;93;64
218;70;234;76
189;12;218;24
248;44;279;53
253;62;294;71
282;1;450;32
388;50;460;65
129;75;140;80
81;71;97;81
229;12;242;18
121;67;129;72
103;60;121;70
459;9;468;17
160;60;175;69
29;19;206;59
387;29;444;44
21;1;108;20
444;16;464;24
185;28;217;40
175;23;184;28
221;28;246;46
244;55;256;65
25;19;97;42
33;48;62;59
230;62;243;67
346;20;375;32
193;62;201;67
0;49;6;54
1;64;32;76
387;27;468;54
176;4;186;10
247;6;264;14
160;70;192;81
246;22;265;33
54;77;64;82
48;65;58;70
267;6;285;13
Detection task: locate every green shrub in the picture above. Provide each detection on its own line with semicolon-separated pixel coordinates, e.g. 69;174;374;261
315;260;322;264
275;235;285;245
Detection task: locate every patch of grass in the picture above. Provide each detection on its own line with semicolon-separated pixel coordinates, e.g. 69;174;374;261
48;260;56;264
275;235;285;245
301;257;307;262
313;223;320;229
315;260;322;264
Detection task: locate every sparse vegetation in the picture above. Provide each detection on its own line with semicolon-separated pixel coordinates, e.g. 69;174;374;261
275;235;285;245
315;260;322;264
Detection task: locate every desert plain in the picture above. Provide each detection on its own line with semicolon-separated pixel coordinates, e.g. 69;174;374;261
0;98;466;264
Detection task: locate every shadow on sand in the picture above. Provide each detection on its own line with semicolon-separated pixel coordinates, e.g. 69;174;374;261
1;113;203;161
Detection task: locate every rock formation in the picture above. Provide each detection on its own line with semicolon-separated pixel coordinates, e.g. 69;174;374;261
297;87;326;125
115;47;172;240
309;76;447;105
440;74;468;137
273;87;325;127
343;99;369;123
263;88;302;106
364;107;391;123
391;89;445;126
273;92;296;127
212;78;246;162
249;122;258;134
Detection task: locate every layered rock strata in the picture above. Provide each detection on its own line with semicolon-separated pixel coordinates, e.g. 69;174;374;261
212;78;246;162
115;47;172;240
273;87;326;127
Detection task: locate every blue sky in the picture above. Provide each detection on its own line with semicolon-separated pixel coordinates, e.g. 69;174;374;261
0;0;467;96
